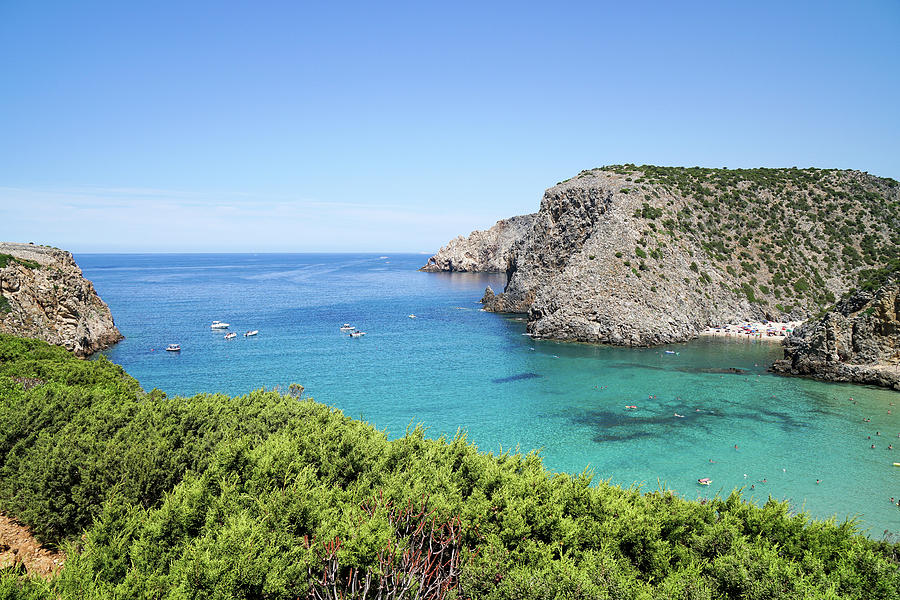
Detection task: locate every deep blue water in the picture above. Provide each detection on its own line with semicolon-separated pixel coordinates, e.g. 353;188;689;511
78;253;900;536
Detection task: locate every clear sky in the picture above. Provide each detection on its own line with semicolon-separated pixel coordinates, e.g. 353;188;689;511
1;1;898;253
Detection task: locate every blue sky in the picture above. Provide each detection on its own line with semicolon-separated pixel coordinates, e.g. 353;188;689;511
1;1;898;252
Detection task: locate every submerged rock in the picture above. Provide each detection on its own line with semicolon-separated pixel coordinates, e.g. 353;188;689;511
0;242;123;357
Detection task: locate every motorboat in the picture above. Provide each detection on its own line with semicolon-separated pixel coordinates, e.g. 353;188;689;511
349;331;367;337
244;330;258;337
224;332;237;340
339;323;356;331
408;314;417;319
165;344;181;352
211;320;230;329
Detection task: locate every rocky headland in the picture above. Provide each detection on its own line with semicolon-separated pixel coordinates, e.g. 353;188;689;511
420;214;536;273
0;242;122;357
772;265;900;390
423;166;899;346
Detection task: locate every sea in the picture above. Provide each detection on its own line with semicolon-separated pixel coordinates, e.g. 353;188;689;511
76;252;900;537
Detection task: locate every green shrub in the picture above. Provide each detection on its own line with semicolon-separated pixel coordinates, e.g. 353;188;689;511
0;334;897;599
0;253;40;270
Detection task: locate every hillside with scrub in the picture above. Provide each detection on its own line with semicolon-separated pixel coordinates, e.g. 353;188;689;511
425;166;899;346
0;333;898;598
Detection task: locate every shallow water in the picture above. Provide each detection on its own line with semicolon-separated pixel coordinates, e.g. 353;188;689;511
79;253;900;536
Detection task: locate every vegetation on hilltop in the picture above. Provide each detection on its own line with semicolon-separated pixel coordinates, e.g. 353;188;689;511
562;166;898;318
1;334;898;598
0;254;41;270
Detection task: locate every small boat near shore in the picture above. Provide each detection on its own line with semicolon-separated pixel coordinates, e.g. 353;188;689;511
698;478;712;486
349;331;367;337
244;330;258;337
165;344;181;352
224;332;237;340
211;320;230;329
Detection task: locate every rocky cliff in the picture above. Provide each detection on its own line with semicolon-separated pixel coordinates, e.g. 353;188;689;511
423;166;899;346
772;265;900;389
419;214;536;273
0;243;122;357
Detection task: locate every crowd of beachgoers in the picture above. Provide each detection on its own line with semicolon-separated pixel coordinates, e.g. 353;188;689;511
699;321;805;342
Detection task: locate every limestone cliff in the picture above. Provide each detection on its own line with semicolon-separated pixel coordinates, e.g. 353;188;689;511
772;266;900;390
0;243;123;357
419;214;536;273
423;166;899;346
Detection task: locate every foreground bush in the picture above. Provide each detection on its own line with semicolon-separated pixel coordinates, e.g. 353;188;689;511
0;334;897;598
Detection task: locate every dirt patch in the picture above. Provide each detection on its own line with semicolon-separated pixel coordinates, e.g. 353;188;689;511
0;512;64;578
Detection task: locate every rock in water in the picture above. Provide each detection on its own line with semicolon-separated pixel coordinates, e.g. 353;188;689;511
422;166;899;346
772;265;900;390
420;214;536;273
0;242;123;357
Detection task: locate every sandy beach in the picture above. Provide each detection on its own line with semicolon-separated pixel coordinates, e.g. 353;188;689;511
699;321;804;343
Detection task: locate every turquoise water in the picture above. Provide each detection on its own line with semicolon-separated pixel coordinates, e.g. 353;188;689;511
78;253;900;537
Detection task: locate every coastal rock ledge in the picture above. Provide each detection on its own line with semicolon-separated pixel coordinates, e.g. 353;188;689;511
419;214;536;273
421;165;899;346
772;268;900;390
0;242;123;357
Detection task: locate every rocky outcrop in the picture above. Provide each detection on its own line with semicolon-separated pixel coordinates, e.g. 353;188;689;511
0;243;123;357
419;214;536;273
772;269;900;390
423;166;899;346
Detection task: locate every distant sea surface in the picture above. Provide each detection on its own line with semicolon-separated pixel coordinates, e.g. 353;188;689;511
77;253;900;536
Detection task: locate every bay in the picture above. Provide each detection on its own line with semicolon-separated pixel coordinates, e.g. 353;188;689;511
78;252;900;537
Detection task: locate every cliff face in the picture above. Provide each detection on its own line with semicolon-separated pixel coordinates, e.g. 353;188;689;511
772;268;900;389
422;166;899;346
419;214;536;273
0;243;123;357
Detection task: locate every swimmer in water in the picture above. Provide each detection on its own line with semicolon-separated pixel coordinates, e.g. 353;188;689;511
816;479;820;484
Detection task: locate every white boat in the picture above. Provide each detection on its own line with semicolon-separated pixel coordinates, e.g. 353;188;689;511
349;331;366;337
408;314;417;319
244;330;258;337
211;320;230;329
165;344;181;352
224;332;237;340
339;323;356;331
